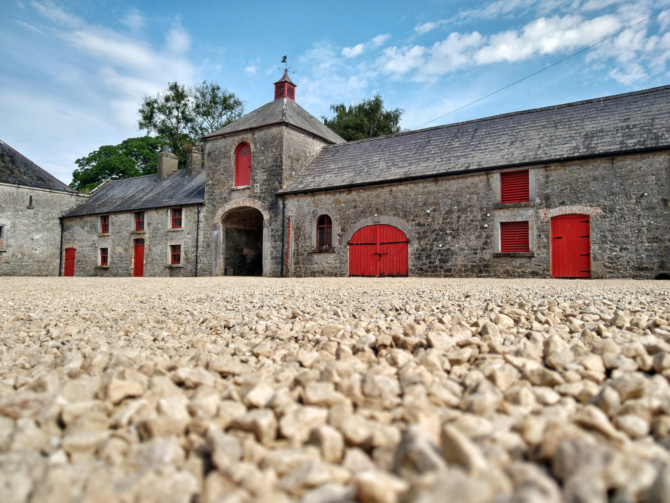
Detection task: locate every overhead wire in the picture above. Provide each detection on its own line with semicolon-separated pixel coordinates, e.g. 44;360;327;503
412;6;670;130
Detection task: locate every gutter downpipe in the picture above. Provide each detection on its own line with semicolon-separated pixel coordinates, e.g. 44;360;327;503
58;217;64;277
280;195;285;278
194;206;201;277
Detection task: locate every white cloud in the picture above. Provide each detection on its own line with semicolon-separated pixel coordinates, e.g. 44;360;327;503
342;43;364;58
415;20;449;34
342;34;392;58
121;8;145;33
371;34;391;46
245;65;259;75
0;1;198;183
377;8;669;83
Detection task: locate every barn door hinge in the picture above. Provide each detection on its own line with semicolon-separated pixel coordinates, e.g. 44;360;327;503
579;253;590;257
580;235;590;238
580;270;591;273
553;236;563;239
580;220;589;223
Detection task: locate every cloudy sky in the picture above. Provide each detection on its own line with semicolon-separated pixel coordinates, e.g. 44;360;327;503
1;0;669;185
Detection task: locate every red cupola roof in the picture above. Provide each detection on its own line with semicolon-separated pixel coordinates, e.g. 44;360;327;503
274;71;296;101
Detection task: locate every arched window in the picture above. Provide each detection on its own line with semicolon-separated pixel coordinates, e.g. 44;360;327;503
316;214;332;249
235;143;251;187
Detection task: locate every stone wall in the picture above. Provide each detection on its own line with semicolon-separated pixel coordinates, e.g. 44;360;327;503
61;205;204;277
0;184;86;276
201;125;330;277
282;151;670;279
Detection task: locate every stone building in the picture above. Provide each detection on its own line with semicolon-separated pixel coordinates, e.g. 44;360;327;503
0;140;86;276
60;149;205;277
61;73;670;279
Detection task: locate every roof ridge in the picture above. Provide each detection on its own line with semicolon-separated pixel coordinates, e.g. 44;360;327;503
325;84;670;148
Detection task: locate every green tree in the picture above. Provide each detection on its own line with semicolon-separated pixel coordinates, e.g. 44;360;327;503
190;81;244;139
323;95;403;141
70;136;165;192
138;81;244;163
137;82;193;158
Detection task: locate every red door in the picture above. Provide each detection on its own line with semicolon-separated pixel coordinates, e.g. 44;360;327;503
64;248;75;276
133;239;144;277
551;214;591;278
349;225;408;277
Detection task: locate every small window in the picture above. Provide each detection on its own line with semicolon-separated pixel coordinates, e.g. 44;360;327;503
235;143;252;187
501;170;529;203
171;208;182;229
170;244;181;265
135;212;144;232
100;215;110;234
500;221;530;253
100;248;109;266
316;215;332;249
0;225;5;249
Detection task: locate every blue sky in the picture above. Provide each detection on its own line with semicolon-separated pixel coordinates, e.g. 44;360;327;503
1;0;669;185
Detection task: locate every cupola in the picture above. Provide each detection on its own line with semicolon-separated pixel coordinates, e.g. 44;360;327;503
274;71;296;101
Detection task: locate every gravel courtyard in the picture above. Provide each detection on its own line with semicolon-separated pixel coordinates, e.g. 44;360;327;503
1;277;669;503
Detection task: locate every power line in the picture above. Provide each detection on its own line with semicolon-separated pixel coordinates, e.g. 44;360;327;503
413;6;670;130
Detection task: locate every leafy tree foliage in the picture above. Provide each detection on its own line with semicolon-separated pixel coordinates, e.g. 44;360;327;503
70;136;165;192
323;95;403;141
190;81;244;139
138;81;244;160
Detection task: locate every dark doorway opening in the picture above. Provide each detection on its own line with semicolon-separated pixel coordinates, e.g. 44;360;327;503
223;207;263;276
656;273;670;280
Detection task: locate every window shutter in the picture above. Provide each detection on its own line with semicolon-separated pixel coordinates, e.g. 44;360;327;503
274;83;285;100
500;170;529;203
500;221;529;253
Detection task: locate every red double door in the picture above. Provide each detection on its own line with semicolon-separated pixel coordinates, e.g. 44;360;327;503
349;225;408;277
551;214;591;278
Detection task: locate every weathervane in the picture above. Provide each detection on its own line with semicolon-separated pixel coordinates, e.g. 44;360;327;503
279;55;293;75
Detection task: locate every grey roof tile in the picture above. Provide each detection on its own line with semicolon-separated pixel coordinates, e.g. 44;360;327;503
63;169;205;218
0;139;77;193
279;85;670;195
205;98;345;144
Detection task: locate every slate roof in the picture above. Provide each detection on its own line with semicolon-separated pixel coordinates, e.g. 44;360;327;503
63;169;205;218
204;98;345;144
0;139;77;193
279;85;670;195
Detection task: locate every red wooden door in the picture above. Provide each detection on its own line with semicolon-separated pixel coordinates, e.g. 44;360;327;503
133;239;144;277
551;214;590;278
349;225;408;277
64;248;75;276
235;144;251;186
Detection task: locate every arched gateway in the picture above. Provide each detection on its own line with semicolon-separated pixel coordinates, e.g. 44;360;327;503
349;225;408;277
214;199;270;276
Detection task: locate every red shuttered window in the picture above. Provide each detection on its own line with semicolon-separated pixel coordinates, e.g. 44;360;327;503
500;221;530;253
316;215;332;249
501;170;529;203
171;244;181;265
235;143;252;187
100;215;110;234
100;248;108;266
135;212;144;232
171;208;182;229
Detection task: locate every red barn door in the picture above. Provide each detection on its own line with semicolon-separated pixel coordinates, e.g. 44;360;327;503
349;225;408;277
64;248;75;276
551;214;590;278
133;239;144;277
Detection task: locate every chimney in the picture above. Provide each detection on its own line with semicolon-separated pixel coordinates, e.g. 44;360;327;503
157;147;178;180
186;145;203;176
274;70;296;101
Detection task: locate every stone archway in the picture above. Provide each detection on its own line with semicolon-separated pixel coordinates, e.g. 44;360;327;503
213;199;271;277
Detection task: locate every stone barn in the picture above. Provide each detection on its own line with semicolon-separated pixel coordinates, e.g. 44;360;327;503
0;140;86;276
62;73;670;279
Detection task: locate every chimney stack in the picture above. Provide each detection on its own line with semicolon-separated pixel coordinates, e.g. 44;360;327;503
186;145;203;176
157;148;178;180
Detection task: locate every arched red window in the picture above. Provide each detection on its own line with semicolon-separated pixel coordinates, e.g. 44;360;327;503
316;214;332;249
235;143;251;186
